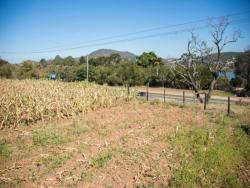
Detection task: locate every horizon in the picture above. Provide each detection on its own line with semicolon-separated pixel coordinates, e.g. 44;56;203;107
1;48;244;64
0;0;250;63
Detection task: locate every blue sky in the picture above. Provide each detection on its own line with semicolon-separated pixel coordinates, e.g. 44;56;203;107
0;0;250;63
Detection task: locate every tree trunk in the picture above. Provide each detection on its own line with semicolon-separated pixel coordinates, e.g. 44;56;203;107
207;77;218;102
246;60;250;92
192;85;203;103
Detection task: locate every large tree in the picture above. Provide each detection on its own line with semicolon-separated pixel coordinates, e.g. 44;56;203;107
172;17;240;103
234;50;250;92
136;52;162;67
0;59;12;78
136;51;163;80
79;56;86;64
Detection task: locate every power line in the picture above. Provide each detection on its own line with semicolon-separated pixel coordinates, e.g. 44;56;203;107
1;11;250;55
31;9;250;52
1;19;249;55
36;19;250;52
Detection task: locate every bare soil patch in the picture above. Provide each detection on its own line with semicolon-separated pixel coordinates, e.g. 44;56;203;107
0;100;249;187
0;100;204;187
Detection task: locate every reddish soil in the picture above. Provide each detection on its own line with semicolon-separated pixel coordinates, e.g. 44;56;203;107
0;100;207;187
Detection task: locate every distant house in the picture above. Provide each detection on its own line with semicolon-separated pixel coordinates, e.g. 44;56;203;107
49;72;57;80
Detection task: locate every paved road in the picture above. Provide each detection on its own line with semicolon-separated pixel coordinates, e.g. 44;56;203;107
138;92;236;104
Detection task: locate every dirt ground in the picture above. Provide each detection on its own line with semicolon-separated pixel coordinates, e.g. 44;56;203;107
0;99;209;188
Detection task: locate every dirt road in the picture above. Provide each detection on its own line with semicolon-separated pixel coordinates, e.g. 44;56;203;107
136;86;250;103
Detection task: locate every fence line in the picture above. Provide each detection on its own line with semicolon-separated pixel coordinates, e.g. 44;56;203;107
140;86;232;115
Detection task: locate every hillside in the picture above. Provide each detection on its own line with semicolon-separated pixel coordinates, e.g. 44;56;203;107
221;52;241;58
88;49;137;61
210;52;241;60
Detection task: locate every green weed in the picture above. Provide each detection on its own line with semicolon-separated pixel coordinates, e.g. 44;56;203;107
120;134;133;144
37;153;71;172
32;127;68;146
70;122;89;137
170;126;249;187
92;149;117;168
80;171;93;181
0;138;12;160
120;148;142;164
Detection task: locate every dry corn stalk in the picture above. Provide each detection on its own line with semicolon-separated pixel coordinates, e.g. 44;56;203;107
0;79;136;129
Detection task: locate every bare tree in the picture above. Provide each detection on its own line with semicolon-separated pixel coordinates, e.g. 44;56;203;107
207;17;241;101
171;33;210;102
172;17;241;103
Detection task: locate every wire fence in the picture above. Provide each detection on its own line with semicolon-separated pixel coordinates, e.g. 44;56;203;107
126;84;234;116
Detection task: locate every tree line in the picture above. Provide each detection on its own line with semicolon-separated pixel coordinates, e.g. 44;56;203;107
0;50;248;90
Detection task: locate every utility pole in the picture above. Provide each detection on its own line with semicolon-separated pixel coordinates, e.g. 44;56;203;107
86;54;89;82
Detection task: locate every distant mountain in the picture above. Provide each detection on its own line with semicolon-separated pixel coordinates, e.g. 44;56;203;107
221;52;241;59
69;50;242;65
161;52;241;64
212;52;241;60
88;49;137;61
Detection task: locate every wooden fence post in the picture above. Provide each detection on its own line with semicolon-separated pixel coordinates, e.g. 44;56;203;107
164;85;166;104
146;83;149;101
183;91;185;105
204;93;207;110
227;96;230;116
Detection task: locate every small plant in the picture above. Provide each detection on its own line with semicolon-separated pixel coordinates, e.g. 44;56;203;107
120;134;133;144
120;148;142;164
32;128;68;146
70;122;89;137
80;171;93;181
0;138;12;160
37;153;71;172
92;149;116;168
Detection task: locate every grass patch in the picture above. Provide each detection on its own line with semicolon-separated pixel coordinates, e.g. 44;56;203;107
16;135;28;151
0;138;12;160
32;127;69;146
214;115;238;126
210;90;234;97
120;134;134;144
120;148;142;164
96;127;111;137
37;153;71;172
149;99;161;105
170;125;249;187
92;149;117;168
80;171;94;181
70;122;89;137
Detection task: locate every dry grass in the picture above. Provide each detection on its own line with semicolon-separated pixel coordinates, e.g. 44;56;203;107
0;100;203;187
0;79;136;129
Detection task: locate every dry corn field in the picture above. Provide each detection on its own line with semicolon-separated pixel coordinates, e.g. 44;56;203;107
0;79;136;129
